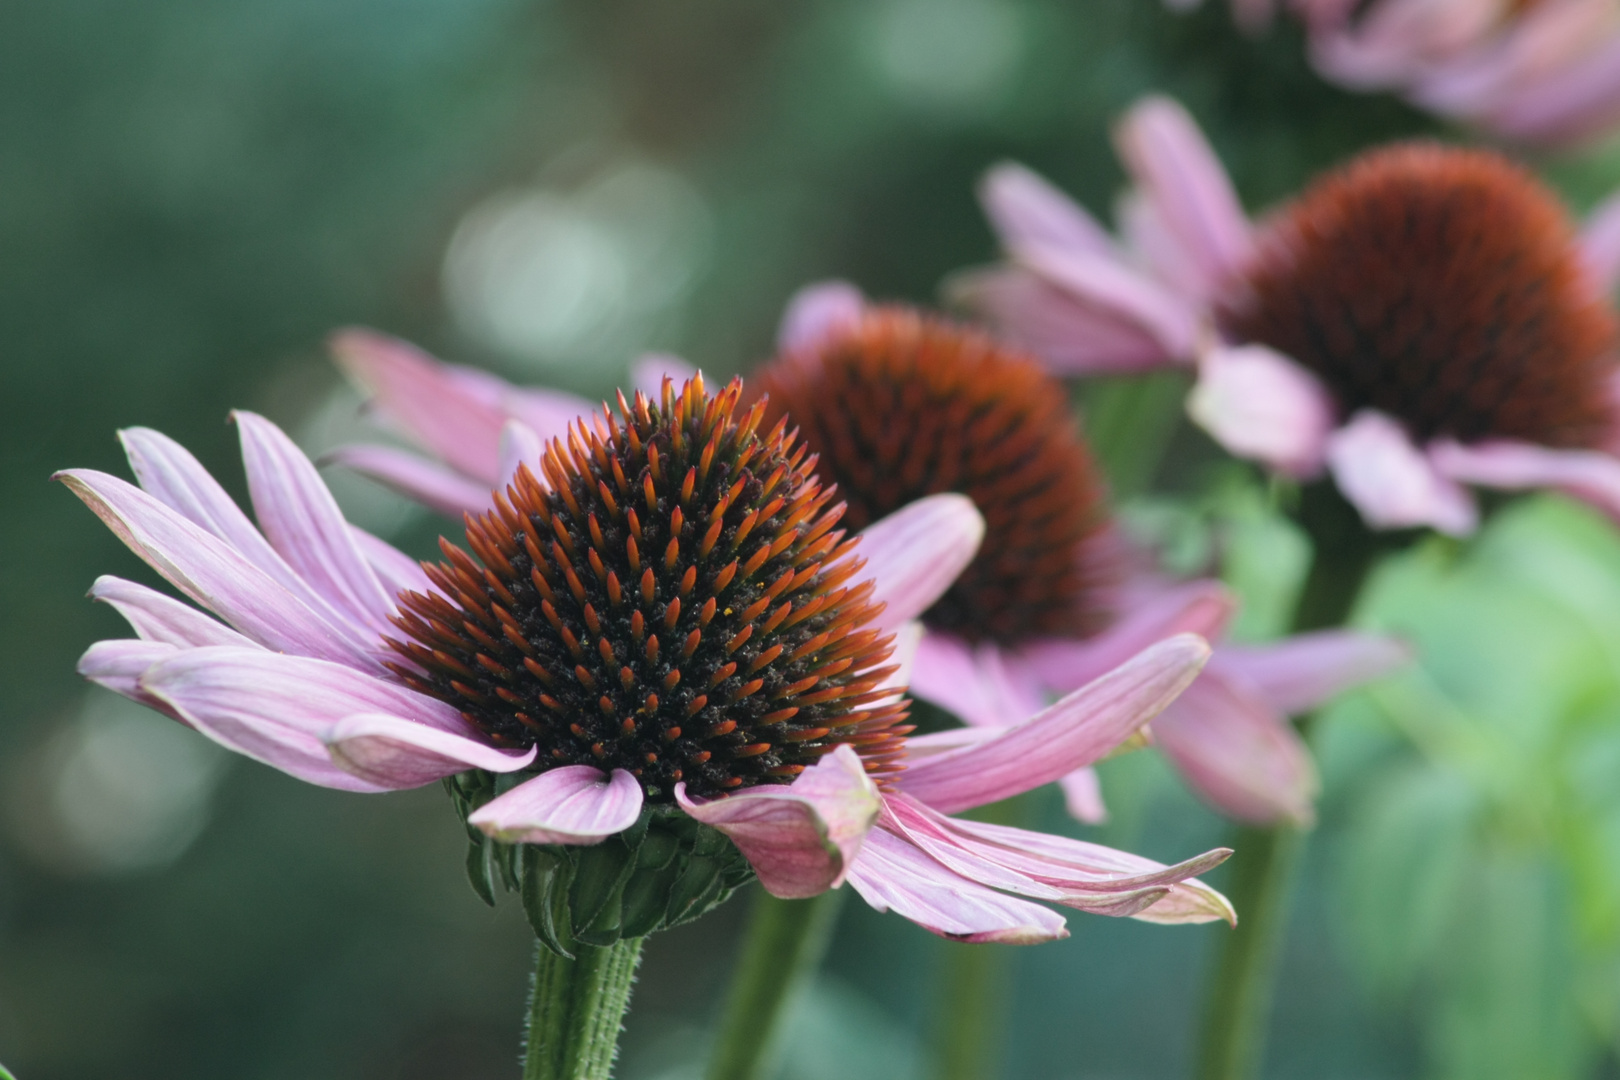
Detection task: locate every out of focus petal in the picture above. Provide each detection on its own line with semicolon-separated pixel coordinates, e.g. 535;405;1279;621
497;419;545;491
1430;437;1620;523
979;161;1115;257
1581;188;1620;296
1327;411;1478;535
631;353;698;398
909;632;1045;729
322;444;492;519
1186;344;1334;477
1213;631;1412;715
1059;767;1108;824
1013;242;1201;361
857;494;985;632
469;766;644;845
777;280;866;353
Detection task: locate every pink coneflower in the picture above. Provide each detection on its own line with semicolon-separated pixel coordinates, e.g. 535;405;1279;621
61;376;1233;943
959;95;1620;537
756;286;1408;826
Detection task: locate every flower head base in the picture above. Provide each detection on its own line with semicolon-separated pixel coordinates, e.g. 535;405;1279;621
390;375;909;802
754;307;1110;645
1224;143;1619;449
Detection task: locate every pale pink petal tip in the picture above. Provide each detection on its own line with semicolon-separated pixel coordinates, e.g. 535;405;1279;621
468;766;644;845
631;353;698;398
858;494;986;632
777;281;866;353
1216;631;1413;716
498;419;545;490
676;745;880;899
979;161;1114;256
1327;411;1478;536
1187;345;1333;477
1059;767;1109;824
1430;438;1620;525
325;713;538;790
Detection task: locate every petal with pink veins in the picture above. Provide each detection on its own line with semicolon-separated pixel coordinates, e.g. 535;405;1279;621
979;162;1116;257
1152;672;1319;826
90;575;254;648
79;639;184;718
326;713;536;789
676;745;880;898
857;494;985;633
899;633;1211;814
777;280;867;353
1327;411;1478;535
469;766;643;845
322;444;492;519
1186;345;1335;477
1213;631;1411;715
234;411;396;631
329;328;508;484
57;470;386;670
844;827;1070;943
1430;437;1620;524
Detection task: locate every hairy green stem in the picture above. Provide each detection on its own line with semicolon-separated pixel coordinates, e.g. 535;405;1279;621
705;888;847;1080
524;937;645;1080
1196;484;1384;1080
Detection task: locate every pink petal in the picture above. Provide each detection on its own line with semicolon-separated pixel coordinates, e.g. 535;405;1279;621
1060;767;1108;824
676;745;879;898
857;494;985;632
979;161;1115;257
468;766;643;845
1012;241;1201;361
1213;632;1412;715
329;328;507;484
1186;345;1334;477
325;713;536;789
497;419;545;491
78;639;184;717
500;386;595;448
1430;437;1620;523
947;266;1178;374
1326;411;1478;535
844;827;1070;943
57;470;385;671
349;525;433;597
89;575;254;648
1485;35;1620;145
899;633;1212;813
1152;672;1319;826
234;411;396;631
630;353;698;398
1582;187;1620;297
1114;96;1253;291
777;280;867;353
1018;580;1235;695
322;444;491;518
909;632;1045;728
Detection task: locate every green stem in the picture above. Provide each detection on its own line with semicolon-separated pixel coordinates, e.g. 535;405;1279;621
1077;371;1190;498
705;888;847;1080
1196;484;1384;1080
523;937;645;1080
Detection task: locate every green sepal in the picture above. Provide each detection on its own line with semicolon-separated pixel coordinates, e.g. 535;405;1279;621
465;832;498;907
522;845;578;959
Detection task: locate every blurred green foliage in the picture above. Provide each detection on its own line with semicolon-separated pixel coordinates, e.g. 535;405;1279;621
4;0;1620;1077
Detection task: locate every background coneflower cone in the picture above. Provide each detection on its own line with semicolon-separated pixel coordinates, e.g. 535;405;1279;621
408;378;909;953
1222;142;1620;450
753;307;1112;645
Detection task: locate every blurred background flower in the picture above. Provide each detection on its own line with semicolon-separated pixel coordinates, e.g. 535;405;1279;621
4;0;1620;1077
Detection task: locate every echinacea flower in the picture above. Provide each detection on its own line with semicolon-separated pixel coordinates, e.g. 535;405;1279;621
61;375;1234;945
754;287;1408;826
958;95;1620;538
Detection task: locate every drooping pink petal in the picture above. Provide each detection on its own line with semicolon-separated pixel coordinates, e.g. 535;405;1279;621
1152;672;1319;826
777;280;866;353
1059;767;1108;824
78;639;184;717
899;633;1211;814
676;745;880;898
1018;580;1235;695
329;328;508;484
468;766;644;845
1213;631;1412;715
1186;345;1334;477
1012;242;1201;361
631;353;698;397
497;419;546;491
325;713;536;789
947;266;1178;374
980;161;1115;257
57;470;386;671
1114;95;1253;292
322;444;491;519
844;827;1070;943
349;525;433;597
89;575;254;648
909;632;1045;728
1581;187;1620;297
1430;437;1620;523
234;411;396;631
857;494;985;632
1326;411;1478;535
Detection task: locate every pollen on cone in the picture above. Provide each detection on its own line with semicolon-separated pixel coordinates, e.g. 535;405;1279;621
1222;142;1620;448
